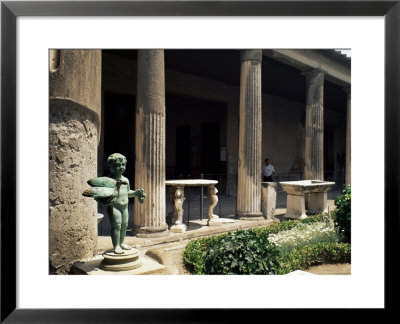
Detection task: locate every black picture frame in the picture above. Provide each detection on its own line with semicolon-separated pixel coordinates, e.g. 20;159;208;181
1;0;398;322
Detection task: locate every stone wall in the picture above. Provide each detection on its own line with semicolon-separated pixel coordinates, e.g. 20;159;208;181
262;94;305;178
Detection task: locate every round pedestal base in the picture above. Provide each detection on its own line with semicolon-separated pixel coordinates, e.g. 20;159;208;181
100;248;142;271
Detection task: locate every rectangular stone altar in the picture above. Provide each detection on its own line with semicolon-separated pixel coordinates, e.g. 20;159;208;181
279;180;335;219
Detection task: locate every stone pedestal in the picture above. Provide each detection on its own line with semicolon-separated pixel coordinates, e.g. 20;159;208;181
307;192;328;215
280;180;335;219
100;248;142;271
134;49;169;238
49;50;101;274
170;224;187;233
236;50;263;220
261;182;277;220
304;69;324;181
285;194;307;219
71;255;167;275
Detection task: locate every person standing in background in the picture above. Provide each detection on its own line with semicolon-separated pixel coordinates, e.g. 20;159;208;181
262;158;275;182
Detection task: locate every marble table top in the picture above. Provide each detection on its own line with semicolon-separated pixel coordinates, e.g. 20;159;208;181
165;179;218;186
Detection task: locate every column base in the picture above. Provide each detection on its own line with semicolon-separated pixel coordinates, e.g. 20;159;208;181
134;224;170;238
235;211;264;221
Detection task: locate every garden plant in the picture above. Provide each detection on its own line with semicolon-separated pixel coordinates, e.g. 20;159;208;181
183;205;351;275
332;184;351;243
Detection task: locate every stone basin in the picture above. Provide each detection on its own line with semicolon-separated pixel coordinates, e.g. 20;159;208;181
279;180;335;195
279;180;335;219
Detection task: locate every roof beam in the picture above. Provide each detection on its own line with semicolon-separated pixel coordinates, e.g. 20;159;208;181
263;49;351;86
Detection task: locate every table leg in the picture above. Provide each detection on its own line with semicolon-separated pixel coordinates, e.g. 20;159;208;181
207;185;220;225
166;186;176;225
170;185;187;233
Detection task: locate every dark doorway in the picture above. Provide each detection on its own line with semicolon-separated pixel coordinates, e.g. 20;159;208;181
324;125;335;181
103;92;135;184
176;125;191;178
201;122;220;175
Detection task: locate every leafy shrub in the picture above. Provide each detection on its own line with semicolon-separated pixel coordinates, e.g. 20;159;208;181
333;185;351;243
203;230;281;275
182;234;226;274
277;242;351;274
182;213;345;275
268;218;340;253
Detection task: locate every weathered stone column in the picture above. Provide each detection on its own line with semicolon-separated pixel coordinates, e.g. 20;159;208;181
49;49;101;274
134;50;169;237
236;50;264;220
344;87;351;185
304;69;324;180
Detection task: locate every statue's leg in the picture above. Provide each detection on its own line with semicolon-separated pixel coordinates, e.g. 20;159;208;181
110;207;123;254
120;207;131;250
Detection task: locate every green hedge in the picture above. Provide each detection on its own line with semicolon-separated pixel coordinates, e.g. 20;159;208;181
333;185;351;243
203;230;281;275
277;242;351;274
182;214;341;275
183;235;225;274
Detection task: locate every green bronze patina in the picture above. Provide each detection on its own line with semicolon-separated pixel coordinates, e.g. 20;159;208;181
83;153;146;254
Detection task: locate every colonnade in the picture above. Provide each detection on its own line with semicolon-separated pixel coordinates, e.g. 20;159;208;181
133;49;351;225
49;50;351;273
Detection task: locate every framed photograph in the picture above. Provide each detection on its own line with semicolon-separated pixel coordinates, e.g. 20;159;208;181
1;0;397;321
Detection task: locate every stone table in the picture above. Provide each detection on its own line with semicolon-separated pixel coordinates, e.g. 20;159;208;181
165;179;220;232
279;180;335;219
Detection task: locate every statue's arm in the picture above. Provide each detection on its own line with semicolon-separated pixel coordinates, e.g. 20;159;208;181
128;188;146;203
128;189;143;198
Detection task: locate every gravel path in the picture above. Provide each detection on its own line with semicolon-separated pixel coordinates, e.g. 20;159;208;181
306;263;351;275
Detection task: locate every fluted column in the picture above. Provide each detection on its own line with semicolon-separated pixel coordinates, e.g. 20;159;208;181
236;50;264;220
344;87;351;185
304;69;324;180
134;50;169;237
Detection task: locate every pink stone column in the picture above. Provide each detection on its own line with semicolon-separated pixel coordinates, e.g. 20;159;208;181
236;50;264;220
134;50;169;237
304;69;324;180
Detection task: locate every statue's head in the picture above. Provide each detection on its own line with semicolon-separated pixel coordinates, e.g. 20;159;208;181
107;153;127;175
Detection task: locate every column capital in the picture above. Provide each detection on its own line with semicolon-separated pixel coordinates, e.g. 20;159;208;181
240;49;262;63
301;68;325;77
